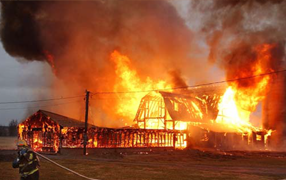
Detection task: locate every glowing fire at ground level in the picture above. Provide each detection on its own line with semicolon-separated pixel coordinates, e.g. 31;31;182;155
18;110;188;152
18;108;274;153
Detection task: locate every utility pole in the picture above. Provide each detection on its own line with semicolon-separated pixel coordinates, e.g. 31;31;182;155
83;90;90;155
173;120;176;149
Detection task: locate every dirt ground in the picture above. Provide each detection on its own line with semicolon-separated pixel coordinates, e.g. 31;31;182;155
1;148;286;180
1;137;286;180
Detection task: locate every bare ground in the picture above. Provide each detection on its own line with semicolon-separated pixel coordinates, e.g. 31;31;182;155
1;137;286;180
1;148;286;180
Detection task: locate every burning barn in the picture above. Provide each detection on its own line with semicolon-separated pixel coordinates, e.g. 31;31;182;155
134;90;273;150
18;85;275;153
18;109;188;153
134;91;221;130
18;110;95;153
134;90;221;148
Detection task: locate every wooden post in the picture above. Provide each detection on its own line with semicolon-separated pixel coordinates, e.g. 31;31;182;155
83;90;90;155
173;132;176;149
164;101;167;130
59;126;62;154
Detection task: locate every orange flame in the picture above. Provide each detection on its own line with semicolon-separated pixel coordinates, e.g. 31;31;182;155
18;124;24;140
111;50;172;121
216;44;275;133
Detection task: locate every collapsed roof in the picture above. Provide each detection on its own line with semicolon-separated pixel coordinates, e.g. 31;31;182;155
135;90;223;124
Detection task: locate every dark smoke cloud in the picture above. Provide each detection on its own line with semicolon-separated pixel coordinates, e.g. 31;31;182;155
189;0;286;89
169;70;188;88
190;0;286;64
0;0;195;79
0;2;44;60
0;0;196;126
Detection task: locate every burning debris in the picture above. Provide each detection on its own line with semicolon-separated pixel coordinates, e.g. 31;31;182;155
193;0;286;145
18;110;86;152
18;110;187;153
18;81;276;153
134;91;221;130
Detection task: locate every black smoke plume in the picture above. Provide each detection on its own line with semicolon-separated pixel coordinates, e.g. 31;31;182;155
1;2;44;60
0;0;195;126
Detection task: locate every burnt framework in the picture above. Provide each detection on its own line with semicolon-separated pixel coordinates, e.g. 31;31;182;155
20;126;187;152
18;110;187;152
85;128;186;148
134;91;221;130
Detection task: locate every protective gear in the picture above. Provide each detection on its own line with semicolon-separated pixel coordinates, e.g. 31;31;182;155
19;148;28;157
12;148;40;180
17;140;28;147
21;171;39;180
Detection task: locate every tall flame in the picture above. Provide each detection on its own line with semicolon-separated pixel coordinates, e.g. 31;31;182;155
111;50;172;121
216;44;275;133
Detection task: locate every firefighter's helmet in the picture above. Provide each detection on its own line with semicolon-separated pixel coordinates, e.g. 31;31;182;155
17;139;28;147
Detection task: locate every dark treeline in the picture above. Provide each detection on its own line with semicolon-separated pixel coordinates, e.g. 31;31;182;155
0;119;18;136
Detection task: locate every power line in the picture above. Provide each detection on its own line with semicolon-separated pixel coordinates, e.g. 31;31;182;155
90;69;286;95
0;100;83;111
0;69;284;105
0;95;84;105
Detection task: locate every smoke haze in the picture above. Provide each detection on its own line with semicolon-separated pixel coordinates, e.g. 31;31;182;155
1;0;286;142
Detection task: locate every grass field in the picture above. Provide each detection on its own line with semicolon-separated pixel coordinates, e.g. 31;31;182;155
1;149;286;180
1;137;286;180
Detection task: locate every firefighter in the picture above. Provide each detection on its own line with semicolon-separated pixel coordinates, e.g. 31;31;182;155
12;140;40;180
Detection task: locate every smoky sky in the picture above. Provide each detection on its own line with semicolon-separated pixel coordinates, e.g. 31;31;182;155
0;42;55;125
0;0;199;126
0;0;286;130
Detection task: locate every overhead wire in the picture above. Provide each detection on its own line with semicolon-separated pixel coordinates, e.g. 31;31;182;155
90;68;286;95
0;69;285;105
0;100;84;111
0;95;84;105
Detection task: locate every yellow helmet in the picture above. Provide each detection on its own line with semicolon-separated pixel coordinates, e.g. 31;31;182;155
17;139;28;147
